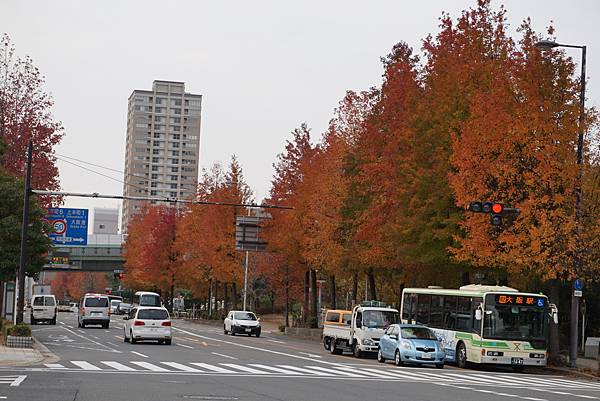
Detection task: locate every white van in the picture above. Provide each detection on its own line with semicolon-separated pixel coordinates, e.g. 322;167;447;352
30;294;57;325
133;291;162;307
78;293;110;328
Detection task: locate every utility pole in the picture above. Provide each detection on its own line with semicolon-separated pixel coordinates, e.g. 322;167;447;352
17;140;33;324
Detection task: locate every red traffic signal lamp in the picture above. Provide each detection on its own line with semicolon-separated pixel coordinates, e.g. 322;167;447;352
468;201;509;226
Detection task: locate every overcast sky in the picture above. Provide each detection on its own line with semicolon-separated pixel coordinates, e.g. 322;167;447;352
2;1;598;230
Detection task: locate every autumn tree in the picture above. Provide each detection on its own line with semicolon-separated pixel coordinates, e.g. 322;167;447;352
0;34;63;199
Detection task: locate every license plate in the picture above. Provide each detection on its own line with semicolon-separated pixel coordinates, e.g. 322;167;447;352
92;312;102;316
149;327;157;331
421;353;432;359
245;328;251;333
511;357;524;365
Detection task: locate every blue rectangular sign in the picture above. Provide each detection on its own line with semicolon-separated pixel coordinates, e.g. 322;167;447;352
45;208;88;245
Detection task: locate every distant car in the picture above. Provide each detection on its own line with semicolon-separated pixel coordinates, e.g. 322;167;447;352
31;294;57;325
57;302;72;312
69;302;79;313
78;294;110;328
224;310;261;337
123;306;172;344
110;300;122;314
378;324;445;368
116;302;133;315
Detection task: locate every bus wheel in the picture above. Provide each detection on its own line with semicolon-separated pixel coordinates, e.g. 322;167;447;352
456;342;467;369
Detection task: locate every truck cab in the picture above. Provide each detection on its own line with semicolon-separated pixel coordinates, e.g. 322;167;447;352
350;302;399;357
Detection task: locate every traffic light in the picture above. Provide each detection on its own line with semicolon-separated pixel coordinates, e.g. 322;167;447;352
468;201;512;226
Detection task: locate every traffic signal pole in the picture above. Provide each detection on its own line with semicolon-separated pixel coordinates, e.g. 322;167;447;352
17;141;33;324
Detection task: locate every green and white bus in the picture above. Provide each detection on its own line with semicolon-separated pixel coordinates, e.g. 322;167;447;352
400;284;558;371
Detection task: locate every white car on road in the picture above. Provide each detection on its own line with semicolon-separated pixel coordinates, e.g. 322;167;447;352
31;294;57;325
123;306;172;345
224;310;261;337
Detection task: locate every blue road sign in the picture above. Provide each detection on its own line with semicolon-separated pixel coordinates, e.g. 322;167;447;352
574;279;584;291
45;208;88;245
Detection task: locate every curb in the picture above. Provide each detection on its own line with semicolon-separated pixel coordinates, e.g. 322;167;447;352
33;337;60;365
544;365;600;381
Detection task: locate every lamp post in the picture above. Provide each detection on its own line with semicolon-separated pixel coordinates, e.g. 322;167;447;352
535;39;587;369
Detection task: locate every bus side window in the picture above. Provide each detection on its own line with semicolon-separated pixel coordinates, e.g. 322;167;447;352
443;295;457;329
430;295;443;328
409;294;417;323
417;294;431;325
456;297;471;331
401;293;411;322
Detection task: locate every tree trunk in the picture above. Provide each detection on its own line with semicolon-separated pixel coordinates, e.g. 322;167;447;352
310;269;318;328
170;272;175;313
329;275;337;309
232;282;238;309
548;279;561;363
303;270;309;327
461;271;470;286
223;282;228;311
214;280;220;318
368;268;377;301
351;272;358;307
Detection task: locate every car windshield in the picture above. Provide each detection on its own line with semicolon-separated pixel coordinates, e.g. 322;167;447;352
137;309;169;320
484;304;546;341
85;297;108;307
234;312;257;320
401;327;437;340
362;310;398;328
140;294;161;306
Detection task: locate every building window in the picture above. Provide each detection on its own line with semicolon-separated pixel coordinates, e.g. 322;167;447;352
151;182;157;188
170;183;178;189
151;174;158;179
170;108;181;115
171;159;179;164
172;142;180;148
152;149;159;155
170;192;177;198
152;157;159;163
172;150;179;156
150;191;157;196
172;126;181;132
171;175;178;180
173;134;180;140
171;167;179;173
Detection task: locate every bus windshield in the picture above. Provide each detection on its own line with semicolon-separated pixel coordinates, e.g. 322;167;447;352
483;304;546;341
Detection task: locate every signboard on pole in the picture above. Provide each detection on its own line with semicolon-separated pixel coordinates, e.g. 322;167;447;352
45;208;88;245
235;216;267;252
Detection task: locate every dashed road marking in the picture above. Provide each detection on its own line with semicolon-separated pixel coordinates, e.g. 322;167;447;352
176;344;194;349
130;351;149;358
211;352;237;360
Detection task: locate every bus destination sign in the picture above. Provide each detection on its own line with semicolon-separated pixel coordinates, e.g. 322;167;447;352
495;294;545;308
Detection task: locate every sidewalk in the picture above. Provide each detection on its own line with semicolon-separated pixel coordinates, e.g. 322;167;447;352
0;336;58;367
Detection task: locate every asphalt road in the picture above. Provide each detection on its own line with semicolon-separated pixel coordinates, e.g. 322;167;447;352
0;312;598;401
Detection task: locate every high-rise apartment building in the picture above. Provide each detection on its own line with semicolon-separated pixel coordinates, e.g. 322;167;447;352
122;80;202;232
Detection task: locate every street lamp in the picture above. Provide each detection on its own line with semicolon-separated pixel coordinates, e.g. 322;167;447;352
535;39;587;369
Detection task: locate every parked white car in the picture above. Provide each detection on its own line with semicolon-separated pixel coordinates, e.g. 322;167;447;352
224;310;261;337
30;294;57;325
123;306;172;345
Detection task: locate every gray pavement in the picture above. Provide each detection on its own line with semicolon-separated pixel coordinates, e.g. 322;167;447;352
0;312;597;400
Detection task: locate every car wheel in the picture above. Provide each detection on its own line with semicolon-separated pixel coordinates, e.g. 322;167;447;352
377;348;385;363
130;331;137;344
81;322;86;328
123;331;129;343
165;339;172;345
436;364;444;369
158;340;164;345
456;342;467;369
104;322;109;329
51;317;57;325
224;325;228;334
395;350;403;366
353;343;362;358
255;332;260;338
30;316;36;325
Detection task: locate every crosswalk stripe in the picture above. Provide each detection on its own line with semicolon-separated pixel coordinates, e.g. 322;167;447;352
275;365;333;376
9;376;26;387
71;361;101;370
220;364;270;374
130;361;170;372
499;375;596;389
445;373;506;385
358;367;431;380
101;361;136;371
248;364;306;375
190;363;237;373
161;362;203;372
319;366;378;378
45;364;66;369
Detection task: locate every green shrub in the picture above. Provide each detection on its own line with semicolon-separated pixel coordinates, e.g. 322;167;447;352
7;323;31;337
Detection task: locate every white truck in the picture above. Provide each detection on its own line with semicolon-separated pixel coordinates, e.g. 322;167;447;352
323;301;399;357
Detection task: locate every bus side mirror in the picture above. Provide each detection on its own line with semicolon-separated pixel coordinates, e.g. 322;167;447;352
475;309;482;321
550;304;558;324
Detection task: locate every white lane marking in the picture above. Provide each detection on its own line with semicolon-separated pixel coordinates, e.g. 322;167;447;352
498;374;600;389
529;388;600;399
60;326;120;353
249;364;305;375
59;322;65;325
101;361;136;371
130;351;149;358
220;364;270;374
45;363;66;369
211;352;237;360
266;339;285;344
190;363;237;373
298;352;322;358
176;343;194;349
275;365;332;376
91;335;100;340
161;362;203;372
71;361;102;371
9;376;27;387
104;330;110;333
131;361;169;372
78;330;85;334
